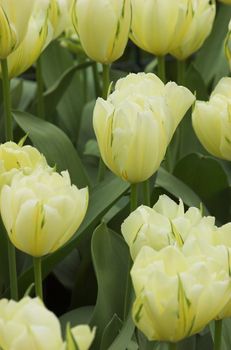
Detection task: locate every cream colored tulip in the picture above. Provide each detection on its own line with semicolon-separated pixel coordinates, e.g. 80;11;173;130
170;0;216;60
3;0;52;78
0;297;95;350
49;0;74;39
93;73;195;183
192;77;231;160
70;325;96;350
0;297;64;350
72;0;131;64
0;170;88;256
130;0;215;59
132;245;231;342
0;141;49;189
0;0;35;58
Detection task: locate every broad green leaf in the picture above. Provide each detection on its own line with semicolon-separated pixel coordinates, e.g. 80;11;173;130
0;220;9;296
13;110;90;188
174;154;230;223
156;167;207;212
195;5;231;86
60;306;94;336
107;310;135;350
90;223;131;349
43;61;93;118
100;314;123;350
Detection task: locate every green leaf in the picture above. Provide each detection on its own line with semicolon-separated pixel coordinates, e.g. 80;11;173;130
43;61;93;118
107;310;135;350
100;314;123;350
90;223;131;349
13;110;90;188
60;306;94;336
195;4;231;86
174;153;230;223
156;167;207;212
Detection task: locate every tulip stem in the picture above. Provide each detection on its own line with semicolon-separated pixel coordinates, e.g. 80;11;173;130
36;57;45;119
1;58;13;141
92;62;101;97
7;240;18;300
214;319;222;350
177;59;186;86
142;179;150;206
157;56;166;83
130;183;138;212
168;342;177;350
33;257;43;300
102;63;110;99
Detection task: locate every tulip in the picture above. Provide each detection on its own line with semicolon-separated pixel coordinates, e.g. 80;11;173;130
69;325;96;350
192;77;231;160
3;0;52;78
0;297;64;350
93;73;195;183
130;0;215;60
72;0;131;64
49;0;74;40
121;194;212;259
131;245;231;342
0;0;35;59
0;297;95;350
0;170;88;257
0;141;49;190
170;0;216;60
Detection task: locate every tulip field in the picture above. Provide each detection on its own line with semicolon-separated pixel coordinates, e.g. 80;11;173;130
1;0;231;349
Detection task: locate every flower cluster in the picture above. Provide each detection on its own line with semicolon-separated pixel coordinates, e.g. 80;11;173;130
122;195;231;342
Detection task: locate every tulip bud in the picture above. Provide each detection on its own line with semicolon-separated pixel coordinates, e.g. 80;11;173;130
170;0;216;60
131;245;231;342
3;0;52;78
72;0;131;64
130;0;215;59
49;0;74;39
0;0;35;58
0;141;50;189
0;297;95;350
93;73;195;183
121;194;211;259
0;297;64;350
192;77;231;161
0;170;88;257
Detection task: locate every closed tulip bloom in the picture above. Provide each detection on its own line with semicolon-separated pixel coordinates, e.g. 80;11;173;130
170;0;216;60
3;0;52;78
72;0;131;64
192;77;231;160
49;0;73;39
93;73;195;183
121;194;213;259
0;170;88;256
0;297;64;350
132;245;231;342
0;0;35;58
70;326;96;350
0;141;49;189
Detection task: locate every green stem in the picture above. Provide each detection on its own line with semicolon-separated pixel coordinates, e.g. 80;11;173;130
168;342;177;350
177;59;186;86
142;179;150;206
33;257;43;300
36;57;45;119
102;63;110;99
7;241;18;300
92;62;101;98
214;319;222;350
130;183;138;212
1;58;13;141
157;56;166;83
97;64;111;183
